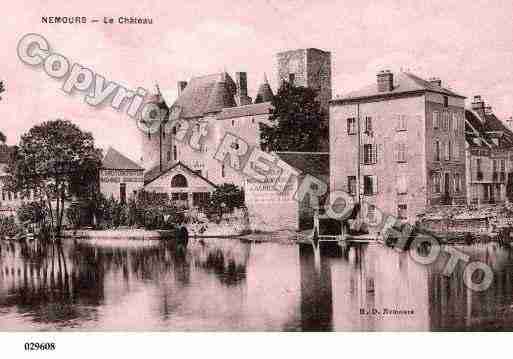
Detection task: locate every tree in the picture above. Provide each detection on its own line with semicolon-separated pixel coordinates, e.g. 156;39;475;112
6;119;103;240
260;81;327;152
206;183;245;222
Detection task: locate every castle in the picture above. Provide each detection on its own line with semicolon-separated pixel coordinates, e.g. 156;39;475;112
132;48;332;209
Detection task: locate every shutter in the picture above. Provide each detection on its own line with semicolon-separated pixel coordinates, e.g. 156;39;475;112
360;145;364;164
347;118;350;134
373;144;378;164
372;175;378;194
394;142;399;162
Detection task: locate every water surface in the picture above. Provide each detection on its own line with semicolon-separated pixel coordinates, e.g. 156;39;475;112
1;237;513;331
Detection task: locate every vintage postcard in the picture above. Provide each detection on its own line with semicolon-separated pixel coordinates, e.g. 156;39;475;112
1;1;513;353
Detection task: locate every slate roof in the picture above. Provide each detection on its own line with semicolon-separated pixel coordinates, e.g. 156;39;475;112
219;102;272;120
171;72;237;119
254;73;274;104
465;109;513;149
334;72;465;103
144;161;218;188
274;152;330;181
102;147;143;170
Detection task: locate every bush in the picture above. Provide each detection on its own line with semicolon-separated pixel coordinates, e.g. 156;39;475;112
0;215;21;238
205;183;245;222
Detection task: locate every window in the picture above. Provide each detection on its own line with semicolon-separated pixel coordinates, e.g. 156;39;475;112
363;175;377;195
433;173;441;194
231;120;235;127
433;111;440;129
398;204;408;220
452;113;459;132
167;151;171;162
171;174;188;188
347;117;356;135
120;183;126;204
453;141;459;160
193;192;210;207
364;116;372;133
173;145;177;160
446;140;452;161
396;143;407;163
162;130;166;139
221;164;225;178
289;73;295;84
442;141;450;161
1;191;4;201
251;118;255;124
13;192;17;200
476;158;483;180
444;96;449;107
363;144;377;165
454;173;461;193
397;114;407;131
172;192;188;201
347;176;357;196
172;126;177;135
397;175;408;194
367;204;376;222
434;140;441;161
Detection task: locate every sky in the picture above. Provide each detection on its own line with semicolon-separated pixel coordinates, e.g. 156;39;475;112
1;0;513;162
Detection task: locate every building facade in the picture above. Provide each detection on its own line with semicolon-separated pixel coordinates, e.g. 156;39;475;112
100;147;144;203
464;96;513;205
137;48;332;212
330;71;466;224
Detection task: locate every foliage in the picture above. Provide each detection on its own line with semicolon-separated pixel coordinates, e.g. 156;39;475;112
5;120;103;239
0;216;20;238
0;80;4;101
260;81;327;152
17;201;47;224
205;183;245;222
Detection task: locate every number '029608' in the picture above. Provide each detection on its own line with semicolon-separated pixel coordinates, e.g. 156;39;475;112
24;342;56;351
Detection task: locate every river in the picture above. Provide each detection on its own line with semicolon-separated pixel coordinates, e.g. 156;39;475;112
1;237;513;331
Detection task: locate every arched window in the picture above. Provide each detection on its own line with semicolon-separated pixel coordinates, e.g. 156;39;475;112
171;174;188;188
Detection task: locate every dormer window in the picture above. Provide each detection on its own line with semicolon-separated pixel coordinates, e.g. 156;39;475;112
443;96;448;108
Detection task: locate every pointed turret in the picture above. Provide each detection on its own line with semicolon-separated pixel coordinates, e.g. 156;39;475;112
254;73;274;103
204;73;237;114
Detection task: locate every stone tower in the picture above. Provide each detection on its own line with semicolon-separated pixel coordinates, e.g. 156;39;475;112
276;48;332;113
140;92;174;171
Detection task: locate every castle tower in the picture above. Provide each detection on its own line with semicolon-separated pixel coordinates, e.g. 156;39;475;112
276;48;332;113
140;92;174;171
254;73;274;103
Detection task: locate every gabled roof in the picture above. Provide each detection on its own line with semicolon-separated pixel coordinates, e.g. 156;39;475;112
333;72;465;103
102;147;143;170
274;152;329;180
171;72;237;119
219;102;273;120
144;161;218;188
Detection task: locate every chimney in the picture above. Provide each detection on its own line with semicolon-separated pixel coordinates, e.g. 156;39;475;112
471;95;485;111
377;70;393;92
177;81;187;96
235;72;248;98
429;77;442;87
235;72;252;106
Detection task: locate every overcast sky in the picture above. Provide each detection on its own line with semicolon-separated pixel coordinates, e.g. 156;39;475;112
1;0;513;161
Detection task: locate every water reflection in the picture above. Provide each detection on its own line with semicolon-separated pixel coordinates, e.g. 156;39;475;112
1;238;513;331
